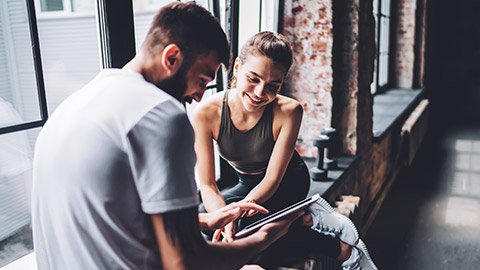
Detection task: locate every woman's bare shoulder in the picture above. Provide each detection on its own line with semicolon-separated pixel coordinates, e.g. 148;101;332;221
274;94;303;116
192;91;225;122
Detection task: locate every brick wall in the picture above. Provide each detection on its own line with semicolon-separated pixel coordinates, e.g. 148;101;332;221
394;0;417;88
332;0;360;155
283;0;334;157
279;0;429;236
413;0;427;88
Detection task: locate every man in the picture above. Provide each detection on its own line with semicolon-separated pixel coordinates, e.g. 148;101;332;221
31;2;301;269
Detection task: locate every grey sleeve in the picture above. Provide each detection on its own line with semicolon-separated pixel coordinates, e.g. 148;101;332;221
127;101;199;214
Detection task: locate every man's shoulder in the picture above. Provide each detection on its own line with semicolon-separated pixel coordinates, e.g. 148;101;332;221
131;99;191;140
97;69;179;104
97;69;186;120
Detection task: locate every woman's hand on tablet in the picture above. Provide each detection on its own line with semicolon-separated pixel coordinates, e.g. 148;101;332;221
199;201;269;232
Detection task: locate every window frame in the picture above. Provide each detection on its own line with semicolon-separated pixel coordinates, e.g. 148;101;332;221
34;0;96;18
37;0;70;13
1;0;285;266
0;0;48;136
372;0;395;95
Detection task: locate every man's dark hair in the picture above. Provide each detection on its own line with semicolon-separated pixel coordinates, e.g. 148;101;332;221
142;2;231;69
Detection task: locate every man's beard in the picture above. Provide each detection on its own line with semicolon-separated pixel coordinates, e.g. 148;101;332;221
156;63;189;103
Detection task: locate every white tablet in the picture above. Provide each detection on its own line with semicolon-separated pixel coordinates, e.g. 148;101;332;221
234;193;320;238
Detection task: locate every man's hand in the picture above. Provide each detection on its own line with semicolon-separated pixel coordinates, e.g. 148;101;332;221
302;212;314;226
199;201;269;232
212;221;236;242
247;209;305;251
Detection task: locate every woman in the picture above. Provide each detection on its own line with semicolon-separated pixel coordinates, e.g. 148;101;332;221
193;32;377;269
193;31;308;238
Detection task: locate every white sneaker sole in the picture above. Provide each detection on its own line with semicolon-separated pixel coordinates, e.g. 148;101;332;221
309;196;360;245
357;239;378;270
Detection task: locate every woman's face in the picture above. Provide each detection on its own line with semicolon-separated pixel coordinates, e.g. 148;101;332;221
234;54;286;112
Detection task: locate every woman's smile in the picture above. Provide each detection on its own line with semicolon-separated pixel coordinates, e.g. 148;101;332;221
246;92;266;104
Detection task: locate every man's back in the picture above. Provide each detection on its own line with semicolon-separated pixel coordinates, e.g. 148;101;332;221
32;69;199;269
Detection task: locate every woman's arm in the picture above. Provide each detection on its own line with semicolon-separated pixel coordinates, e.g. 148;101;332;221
191;99;226;213
244;98;303;204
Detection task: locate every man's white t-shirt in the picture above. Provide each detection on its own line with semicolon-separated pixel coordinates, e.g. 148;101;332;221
32;69;199;269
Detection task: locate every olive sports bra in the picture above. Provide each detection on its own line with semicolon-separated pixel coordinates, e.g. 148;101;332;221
216;90;275;174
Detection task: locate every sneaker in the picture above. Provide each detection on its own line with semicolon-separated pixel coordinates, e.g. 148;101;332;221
308;196;359;245
341;239;378;270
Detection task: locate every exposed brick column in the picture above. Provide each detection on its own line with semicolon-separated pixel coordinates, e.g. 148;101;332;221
356;0;375;158
331;0;360;155
356;0;376;229
283;0;334;157
413;0;427;88
394;0;417;88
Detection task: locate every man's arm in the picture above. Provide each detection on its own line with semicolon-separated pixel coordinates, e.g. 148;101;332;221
151;207;303;270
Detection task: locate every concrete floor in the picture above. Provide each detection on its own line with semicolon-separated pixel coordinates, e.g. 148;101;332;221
365;122;480;270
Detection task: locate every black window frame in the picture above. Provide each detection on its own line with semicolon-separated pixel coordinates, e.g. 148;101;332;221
372;0;396;95
0;0;48;136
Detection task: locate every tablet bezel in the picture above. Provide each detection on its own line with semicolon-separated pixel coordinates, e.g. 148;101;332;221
234;193;320;238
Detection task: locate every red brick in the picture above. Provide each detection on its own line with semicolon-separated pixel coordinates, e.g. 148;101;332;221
312;40;328;52
284;0;333;157
292;5;304;14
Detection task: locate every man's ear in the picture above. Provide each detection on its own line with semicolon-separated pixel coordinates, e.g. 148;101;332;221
161;44;183;76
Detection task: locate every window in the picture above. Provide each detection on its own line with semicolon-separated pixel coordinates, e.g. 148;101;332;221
0;0;47;266
0;0;283;266
35;0;101;115
37;0;94;13
1;0;102;266
237;0;279;55
372;0;391;94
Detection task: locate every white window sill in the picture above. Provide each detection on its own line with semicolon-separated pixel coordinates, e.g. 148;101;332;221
1;252;36;270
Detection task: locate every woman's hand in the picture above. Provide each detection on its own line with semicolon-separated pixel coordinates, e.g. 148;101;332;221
199;201;269;232
240;198;261;217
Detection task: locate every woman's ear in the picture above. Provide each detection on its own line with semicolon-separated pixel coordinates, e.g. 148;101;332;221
161;44;183;76
233;57;240;77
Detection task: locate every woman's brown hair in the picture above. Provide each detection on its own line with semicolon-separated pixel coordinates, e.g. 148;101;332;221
231;31;293;88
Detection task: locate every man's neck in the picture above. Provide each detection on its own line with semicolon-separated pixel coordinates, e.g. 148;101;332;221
123;52;164;85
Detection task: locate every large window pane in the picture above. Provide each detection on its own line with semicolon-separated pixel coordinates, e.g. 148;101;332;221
238;0;278;56
0;0;43;129
40;0;63;12
71;0;94;12
372;0;391;94
35;0;100;115
0;0;46;266
0;127;40;267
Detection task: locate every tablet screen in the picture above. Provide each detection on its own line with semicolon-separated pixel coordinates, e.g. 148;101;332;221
235;193;320;238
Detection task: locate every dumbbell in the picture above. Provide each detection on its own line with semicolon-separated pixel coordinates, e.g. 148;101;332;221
310;135;329;181
321;127;337;170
